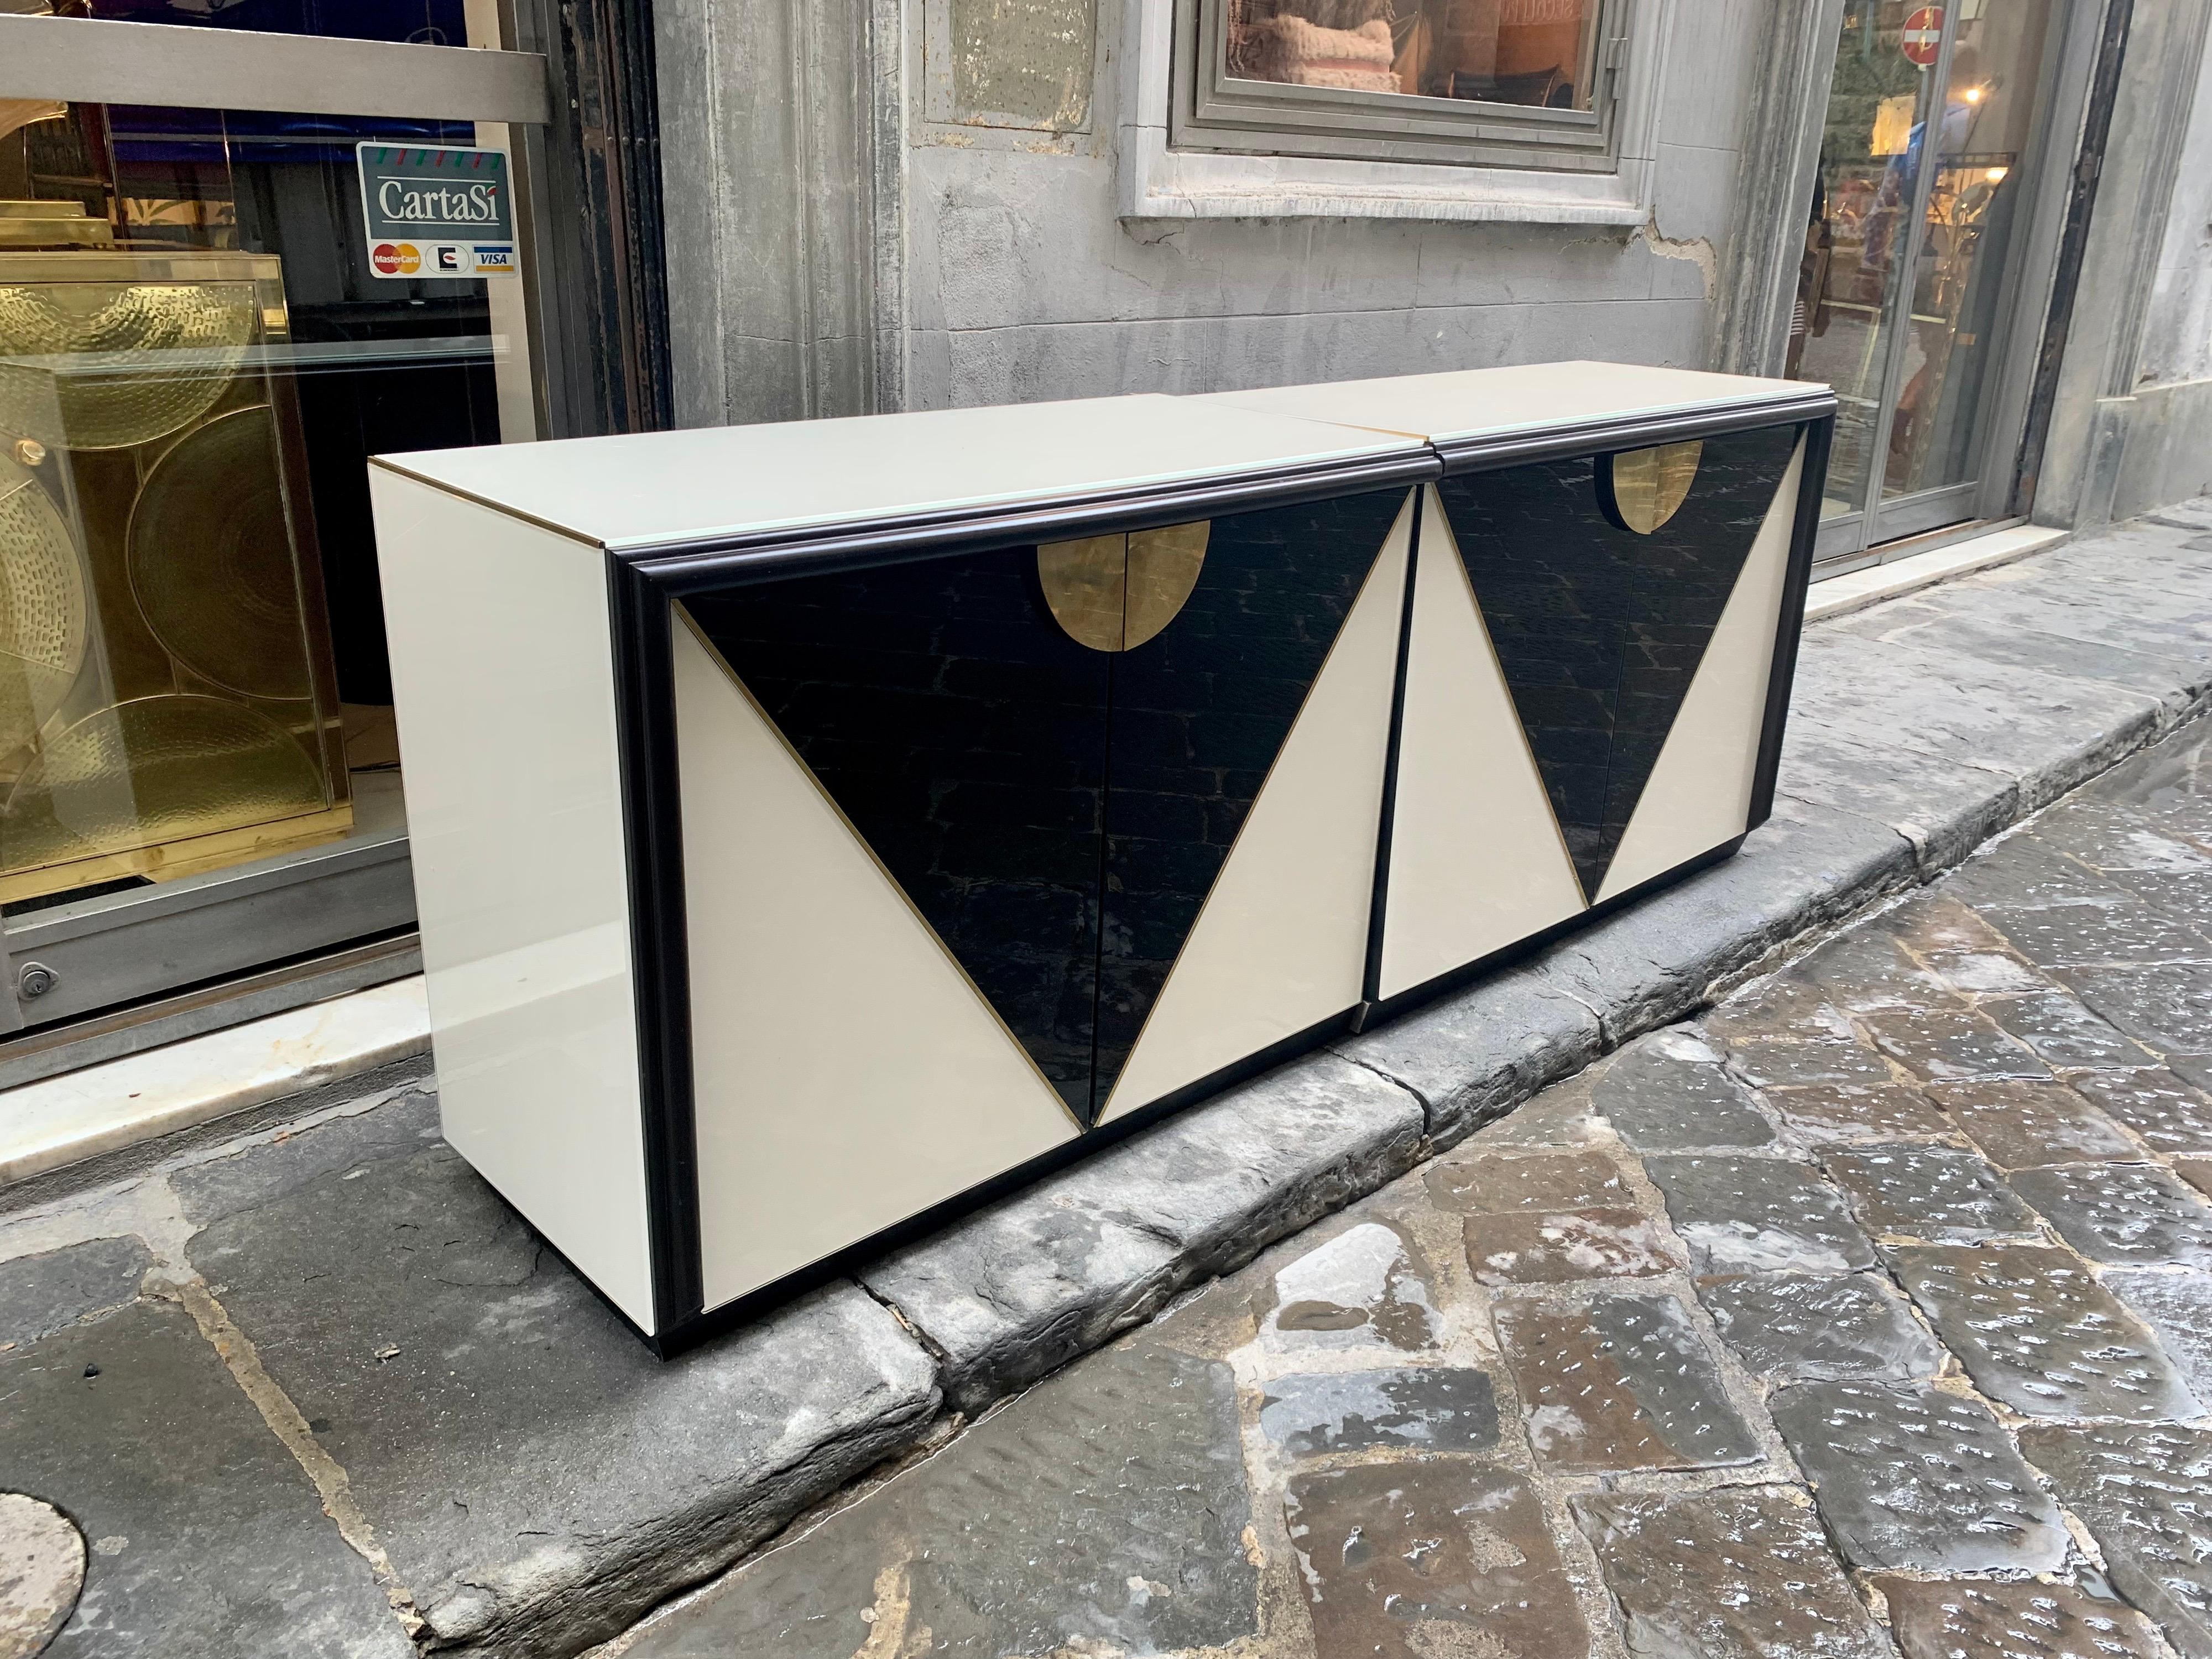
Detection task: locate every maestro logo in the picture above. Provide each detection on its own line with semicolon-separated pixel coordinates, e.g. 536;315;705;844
371;241;422;276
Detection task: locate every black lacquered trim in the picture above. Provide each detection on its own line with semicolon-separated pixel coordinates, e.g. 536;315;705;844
1431;389;1839;474
617;451;1443;588
605;557;706;1331
1748;414;1833;830
1362;483;1422;1009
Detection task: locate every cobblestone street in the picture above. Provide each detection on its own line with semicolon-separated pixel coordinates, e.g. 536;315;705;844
603;714;2212;1659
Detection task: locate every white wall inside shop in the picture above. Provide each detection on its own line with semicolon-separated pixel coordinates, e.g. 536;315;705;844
655;0;1776;424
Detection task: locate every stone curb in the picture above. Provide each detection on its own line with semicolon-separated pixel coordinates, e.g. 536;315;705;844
454;513;2212;1653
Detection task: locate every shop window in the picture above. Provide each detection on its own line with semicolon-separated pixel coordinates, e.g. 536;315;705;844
0;88;531;1035
1171;0;1630;169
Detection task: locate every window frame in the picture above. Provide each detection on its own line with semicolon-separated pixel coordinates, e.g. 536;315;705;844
1168;0;1632;171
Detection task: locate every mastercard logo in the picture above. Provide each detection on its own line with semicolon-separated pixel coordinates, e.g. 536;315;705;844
371;242;421;276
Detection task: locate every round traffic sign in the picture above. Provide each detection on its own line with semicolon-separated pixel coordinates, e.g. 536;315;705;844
1901;6;1943;66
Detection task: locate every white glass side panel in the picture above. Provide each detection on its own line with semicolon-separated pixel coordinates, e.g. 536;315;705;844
367;469;655;1332
1593;441;1806;904
1098;493;1413;1123
373;395;1420;554
1378;485;1586;1000
670;616;1079;1313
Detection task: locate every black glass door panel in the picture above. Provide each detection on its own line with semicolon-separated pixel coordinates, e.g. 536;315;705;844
1094;488;1409;1103
1434;426;1799;901
686;552;1110;1119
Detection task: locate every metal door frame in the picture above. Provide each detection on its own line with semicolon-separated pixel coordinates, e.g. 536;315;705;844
1808;0;2087;570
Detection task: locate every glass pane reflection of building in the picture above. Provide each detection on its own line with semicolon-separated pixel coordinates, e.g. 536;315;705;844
1227;0;1601;109
0;92;517;965
1788;0;2053;528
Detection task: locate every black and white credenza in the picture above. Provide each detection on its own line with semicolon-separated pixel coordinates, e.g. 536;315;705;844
370;364;1833;1350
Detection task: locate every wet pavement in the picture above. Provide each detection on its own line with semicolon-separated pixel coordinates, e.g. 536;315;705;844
602;716;2212;1659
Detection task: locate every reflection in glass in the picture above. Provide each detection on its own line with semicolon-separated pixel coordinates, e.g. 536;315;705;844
1788;0;2053;528
1227;0;1600;108
1788;0;1938;518
0;93;517;918
1881;1;2052;501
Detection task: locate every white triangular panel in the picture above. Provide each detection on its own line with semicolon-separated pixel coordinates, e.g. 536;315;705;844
1594;440;1805;905
1376;484;1587;1001
1098;493;1415;1123
670;614;1078;1311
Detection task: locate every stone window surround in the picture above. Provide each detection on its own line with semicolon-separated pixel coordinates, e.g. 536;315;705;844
1118;0;1674;223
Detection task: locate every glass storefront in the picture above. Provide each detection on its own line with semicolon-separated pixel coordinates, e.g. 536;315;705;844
1788;0;2057;559
0;3;575;1056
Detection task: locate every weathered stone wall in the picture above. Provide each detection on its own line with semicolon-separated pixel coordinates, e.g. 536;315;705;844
901;0;1772;404
2109;28;2212;519
657;0;1780;422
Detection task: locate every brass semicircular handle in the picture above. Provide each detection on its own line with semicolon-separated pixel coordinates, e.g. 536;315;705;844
1038;520;1209;651
1598;439;1703;535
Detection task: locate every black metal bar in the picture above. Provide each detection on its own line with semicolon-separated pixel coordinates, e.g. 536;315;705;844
605;557;703;1331
1360;484;1422;1011
1431;390;1838;474
623;451;1447;580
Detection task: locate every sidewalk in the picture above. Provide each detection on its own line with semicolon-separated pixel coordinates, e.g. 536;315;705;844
604;705;2212;1659
3;502;2211;1657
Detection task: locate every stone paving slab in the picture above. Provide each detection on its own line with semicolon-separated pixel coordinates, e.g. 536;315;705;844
1698;1271;1942;1381
1980;988;2159;1070
1257;1367;1501;1457
1888;1243;2201;1420
1573;1487;1890;1659
615;1331;1258;1659
1760;1083;1954;1142
185;1142;942;1655
2106;1269;2212;1398
2072;1069;2212;1152
1823;1145;2041;1241
1494;1291;1762;1472
2065;966;2212;1053
1929;1079;2141;1168
1251;1219;1443;1354
1858;1004;2053;1081
11;510;2212;1657
0;1285;413;1657
2010;1162;2212;1265
0;1235;148;1349
1285;1460;1585;1659
1768;1380;2070;1573
1588;1033;1777;1150
1644;1153;1875;1276
1875;1577;2166;1659
2020;1423;2212;1658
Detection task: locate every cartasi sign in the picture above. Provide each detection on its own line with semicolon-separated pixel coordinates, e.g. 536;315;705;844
356;144;518;279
